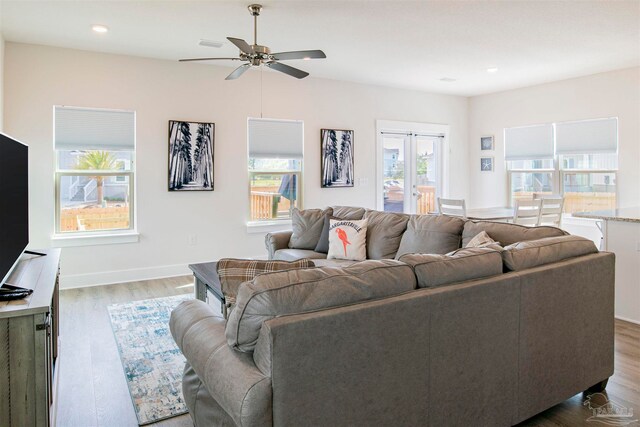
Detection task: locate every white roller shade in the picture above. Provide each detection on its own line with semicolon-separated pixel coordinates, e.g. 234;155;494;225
504;124;554;161
556;118;617;155
248;118;303;159
55;106;135;151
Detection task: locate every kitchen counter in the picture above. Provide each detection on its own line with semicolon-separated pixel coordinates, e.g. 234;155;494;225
573;207;640;223
574;207;640;324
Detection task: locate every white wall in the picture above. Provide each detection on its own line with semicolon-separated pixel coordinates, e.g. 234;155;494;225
468;67;640;209
4;42;469;288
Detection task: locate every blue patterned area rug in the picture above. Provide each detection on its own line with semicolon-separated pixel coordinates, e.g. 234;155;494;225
108;293;192;425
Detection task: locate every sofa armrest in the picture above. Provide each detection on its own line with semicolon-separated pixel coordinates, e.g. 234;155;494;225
265;230;293;259
170;300;272;427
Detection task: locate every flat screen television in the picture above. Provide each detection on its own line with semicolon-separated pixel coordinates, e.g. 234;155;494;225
0;132;29;286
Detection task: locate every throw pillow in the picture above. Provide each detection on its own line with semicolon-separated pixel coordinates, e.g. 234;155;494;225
461;220;568;247
327;219;368;261
465;231;500;248
314;215;340;253
331;206;366;220
216;258;316;316
288;207;333;250
364;210;410;259
395;214;465;258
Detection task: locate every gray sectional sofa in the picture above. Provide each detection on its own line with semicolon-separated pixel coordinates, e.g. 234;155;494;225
170;206;615;427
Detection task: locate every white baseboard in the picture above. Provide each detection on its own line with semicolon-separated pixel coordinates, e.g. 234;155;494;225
59;263;191;289
615;315;640;326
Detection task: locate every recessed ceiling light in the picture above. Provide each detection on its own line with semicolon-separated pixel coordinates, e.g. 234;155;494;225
303;57;311;60
440;77;457;82
91;24;109;34
487;67;499;73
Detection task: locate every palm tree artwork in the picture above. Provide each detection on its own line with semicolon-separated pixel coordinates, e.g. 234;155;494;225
321;129;354;188
168;121;215;191
75;150;117;206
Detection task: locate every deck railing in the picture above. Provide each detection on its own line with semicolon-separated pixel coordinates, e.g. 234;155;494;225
416;186;436;215
250;191;281;220
513;192;615;214
60;206;129;232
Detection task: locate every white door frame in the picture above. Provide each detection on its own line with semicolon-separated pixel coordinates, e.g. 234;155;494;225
375;120;450;212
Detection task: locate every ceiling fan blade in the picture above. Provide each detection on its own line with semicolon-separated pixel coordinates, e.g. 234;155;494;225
225;63;252;80
179;57;241;62
266;62;309;79
271;50;326;61
227;37;253;54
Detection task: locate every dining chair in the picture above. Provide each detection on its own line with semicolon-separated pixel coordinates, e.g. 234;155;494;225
513;199;542;226
534;194;564;227
437;197;466;217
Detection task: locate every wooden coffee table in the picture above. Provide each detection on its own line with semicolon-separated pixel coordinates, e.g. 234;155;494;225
189;261;226;316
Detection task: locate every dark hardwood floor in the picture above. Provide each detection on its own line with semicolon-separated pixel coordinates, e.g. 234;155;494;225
56;277;639;427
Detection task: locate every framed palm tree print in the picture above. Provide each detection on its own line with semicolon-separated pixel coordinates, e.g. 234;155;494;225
168;121;214;191
321;129;354;188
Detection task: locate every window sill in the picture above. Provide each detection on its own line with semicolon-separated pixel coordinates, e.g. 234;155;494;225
246;220;292;234
51;231;140;247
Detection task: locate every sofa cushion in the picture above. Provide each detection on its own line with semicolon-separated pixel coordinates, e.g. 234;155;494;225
364;210;410;259
274;249;327;261
331;206;366;220
327;219;368;261
226;260;416;352
216;258;316;300
462;220;568;247
395;214;465;258
399;247;504;288
311;258;359;268
502;235;598;271
289;207;333;250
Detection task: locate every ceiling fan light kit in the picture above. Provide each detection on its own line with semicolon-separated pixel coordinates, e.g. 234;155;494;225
179;4;326;80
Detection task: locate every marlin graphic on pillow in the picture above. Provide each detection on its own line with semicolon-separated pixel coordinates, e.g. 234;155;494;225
335;228;351;256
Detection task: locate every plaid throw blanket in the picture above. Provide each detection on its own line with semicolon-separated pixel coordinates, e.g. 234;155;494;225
216;258;316;302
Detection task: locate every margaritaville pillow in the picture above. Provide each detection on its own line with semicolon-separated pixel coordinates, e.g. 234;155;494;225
327;219;368;261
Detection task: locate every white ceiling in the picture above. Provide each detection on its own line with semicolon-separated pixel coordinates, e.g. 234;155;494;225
1;0;639;96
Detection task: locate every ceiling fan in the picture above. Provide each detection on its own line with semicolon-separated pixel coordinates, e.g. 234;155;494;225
179;4;326;80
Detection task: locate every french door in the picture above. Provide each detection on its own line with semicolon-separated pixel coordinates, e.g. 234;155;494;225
380;132;443;215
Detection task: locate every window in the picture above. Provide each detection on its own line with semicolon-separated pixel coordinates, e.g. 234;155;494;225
505;124;557;203
556;119;618;213
54;106;135;234
506;118;618;214
560;153;617;213
247;118;303;222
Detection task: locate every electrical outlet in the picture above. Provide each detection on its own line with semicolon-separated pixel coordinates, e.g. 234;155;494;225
188;234;198;246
